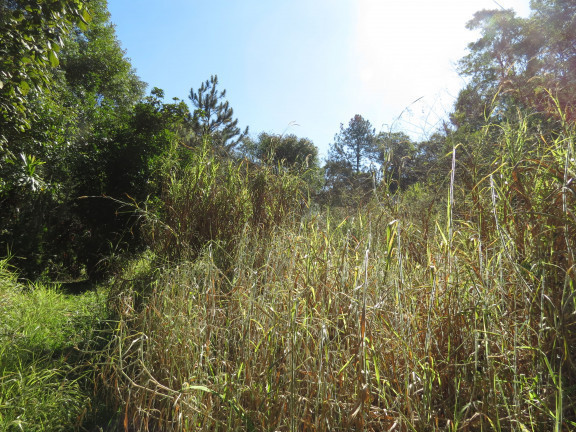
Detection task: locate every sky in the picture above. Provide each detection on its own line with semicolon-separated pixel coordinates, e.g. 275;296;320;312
107;0;532;159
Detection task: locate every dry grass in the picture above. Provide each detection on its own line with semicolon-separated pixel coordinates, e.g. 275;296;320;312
98;117;575;431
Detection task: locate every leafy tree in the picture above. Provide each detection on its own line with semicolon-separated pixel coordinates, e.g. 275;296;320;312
413;132;449;181
454;2;576;129
0;0;153;279
525;0;576;121
322;158;356;206
105;88;189;201
47;0;148;278
66;88;188;278
242;132;319;169
188;75;248;153
241;132;322;195
0;0;90;142
377;131;417;191
323;115;379;206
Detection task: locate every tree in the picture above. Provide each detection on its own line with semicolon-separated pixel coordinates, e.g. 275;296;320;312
106;88;189;201
0;0;90;143
242;132;319;169
0;0;152;279
377;131;417;190
323;115;379;206
413;132;448;182
328;114;378;174
454;2;576;129
66;88;188;278
241;132;322;193
188;75;248;153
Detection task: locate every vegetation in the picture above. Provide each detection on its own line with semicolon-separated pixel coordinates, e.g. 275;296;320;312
0;258;108;430
96;113;575;431
241;132;319;170
188;74;249;153
0;0;90;139
0;0;575;431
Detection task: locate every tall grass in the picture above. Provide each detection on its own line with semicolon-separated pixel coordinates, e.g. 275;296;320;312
144;140;307;266
101;116;575;430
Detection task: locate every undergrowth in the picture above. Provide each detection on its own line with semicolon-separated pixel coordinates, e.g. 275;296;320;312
0;259;109;431
98;114;575;431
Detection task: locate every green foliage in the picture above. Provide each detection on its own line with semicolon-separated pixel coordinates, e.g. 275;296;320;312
0;0;90;141
328;114;378;174
61;0;145;116
323;115;380;206
413;132;449;181
0;0;155;279
454;1;576;129
240;132;323;193
377;131;417;191
99;113;576;431
242;132;319;169
61;88;187;279
188;75;248;153
322;158;372;207
0;258;108;431
2;1;576;429
144;139;308;266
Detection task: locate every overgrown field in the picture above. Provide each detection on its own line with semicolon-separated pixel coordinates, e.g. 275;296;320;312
1;119;575;431
93;121;575;431
2;1;575;430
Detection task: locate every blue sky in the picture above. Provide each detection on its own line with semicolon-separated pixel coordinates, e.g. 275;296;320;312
107;0;531;159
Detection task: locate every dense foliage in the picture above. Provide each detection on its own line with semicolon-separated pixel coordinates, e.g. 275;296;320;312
0;1;575;431
453;0;576;129
0;0;90;140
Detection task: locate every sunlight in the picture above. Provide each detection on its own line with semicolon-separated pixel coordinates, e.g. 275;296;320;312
351;0;531;136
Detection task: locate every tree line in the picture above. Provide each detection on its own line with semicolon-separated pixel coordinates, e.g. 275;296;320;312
1;0;574;280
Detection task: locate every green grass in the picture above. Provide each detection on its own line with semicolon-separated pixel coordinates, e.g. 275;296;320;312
0;259;108;431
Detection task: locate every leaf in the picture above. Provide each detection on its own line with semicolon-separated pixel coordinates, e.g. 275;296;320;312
182;384;214;393
19;81;30;96
48;51;59;67
82;8;92;23
12;10;25;21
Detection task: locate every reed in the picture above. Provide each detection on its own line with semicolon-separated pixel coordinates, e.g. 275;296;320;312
100;113;575;430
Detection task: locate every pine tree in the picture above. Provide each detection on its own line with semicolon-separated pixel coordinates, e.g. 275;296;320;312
323;115;378;206
328;114;377;174
188;75;248;152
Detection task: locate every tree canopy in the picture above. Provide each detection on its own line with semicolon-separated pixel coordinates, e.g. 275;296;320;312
328;114;378;174
377;131;417;190
453;1;576;129
0;0;90;142
2;0;575;281
242;132;319;169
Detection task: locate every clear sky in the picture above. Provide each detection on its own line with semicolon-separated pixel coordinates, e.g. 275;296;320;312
107;0;532;159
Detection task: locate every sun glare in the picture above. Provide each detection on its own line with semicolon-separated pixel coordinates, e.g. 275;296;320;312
351;0;530;136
